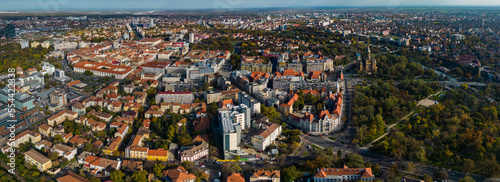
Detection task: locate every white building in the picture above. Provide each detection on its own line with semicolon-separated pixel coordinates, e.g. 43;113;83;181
20;40;29;49
50;144;77;161
155;91;194;103
313;167;373;182
189;33;195;43
252;123;282;151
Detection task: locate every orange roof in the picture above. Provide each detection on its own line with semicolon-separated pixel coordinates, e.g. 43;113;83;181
314;167;373;178
225;173;245;182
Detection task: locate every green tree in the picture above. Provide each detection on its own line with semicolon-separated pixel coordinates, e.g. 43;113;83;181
345;153;364;168
282;165;302;182
131;170;148;182
460;176;475;182
462;158;475;174
423;174;433;182
154;163;165;177
110;170;125;182
84;70;94;76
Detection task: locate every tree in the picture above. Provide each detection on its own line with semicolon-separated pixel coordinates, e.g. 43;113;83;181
423;174;433;182
131;170;148;182
154;163;165;177
282;165;302;182
181;161;194;171
460;176;475;182
434;171;448;180
222;162;242;173
90;177;101;182
462;158;475;174
53;134;64;143
110;170;125;182
345;153;364;168
84;70;94;76
234;155;241;161
83;143;93;152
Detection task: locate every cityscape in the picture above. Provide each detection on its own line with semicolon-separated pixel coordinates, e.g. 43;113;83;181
0;1;499;182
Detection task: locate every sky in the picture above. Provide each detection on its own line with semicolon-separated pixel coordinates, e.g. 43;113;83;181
1;0;500;11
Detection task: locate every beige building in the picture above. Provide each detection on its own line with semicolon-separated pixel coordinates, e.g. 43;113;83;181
25;149;52;171
47;110;78;126
250;170;280;182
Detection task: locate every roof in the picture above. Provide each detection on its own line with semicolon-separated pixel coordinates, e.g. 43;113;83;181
224;173;245;182
163;166;196;182
255;123;280;139
158;91;192;95
250;170;280;179
25;149;50;164
314;167;373;178
56;171;90;182
73;61;133;75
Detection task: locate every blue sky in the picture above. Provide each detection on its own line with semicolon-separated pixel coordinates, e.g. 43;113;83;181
2;0;500;10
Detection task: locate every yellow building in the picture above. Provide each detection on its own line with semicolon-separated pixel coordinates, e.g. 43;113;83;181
25;149;52;172
102;137;122;155
146;149;170;161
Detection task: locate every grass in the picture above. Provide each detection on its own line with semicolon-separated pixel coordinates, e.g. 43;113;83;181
311;144;321;150
394;122;407;130
328;137;337;141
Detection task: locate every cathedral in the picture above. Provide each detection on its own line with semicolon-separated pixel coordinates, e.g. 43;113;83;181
356;46;377;75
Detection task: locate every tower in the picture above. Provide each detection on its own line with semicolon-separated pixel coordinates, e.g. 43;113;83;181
367;46;371;61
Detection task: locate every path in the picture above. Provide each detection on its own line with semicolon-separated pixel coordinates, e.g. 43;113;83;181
362;90;443;148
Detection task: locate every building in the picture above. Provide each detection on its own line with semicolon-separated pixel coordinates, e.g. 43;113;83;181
237;92;261;114
20;39;29;49
83;155;121;176
50;89;68;106
220;104;252;159
56;171;90;182
141;61;170;75
47;110;78;126
178;141;209;162
313;167;373;182
25;149;52;172
224;173;245;182
9;129;41;147
189;33;195;43
250;170;280;182
356;47;377;75
162;166;196;182
155;91;194;103
146;148;170;161
73;61;134;79
252;123;282;151
50;144;77;161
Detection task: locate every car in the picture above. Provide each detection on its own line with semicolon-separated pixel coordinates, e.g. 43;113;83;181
200;165;205;168
240;162;245;165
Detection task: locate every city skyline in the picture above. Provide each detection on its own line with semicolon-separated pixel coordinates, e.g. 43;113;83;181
2;0;500;11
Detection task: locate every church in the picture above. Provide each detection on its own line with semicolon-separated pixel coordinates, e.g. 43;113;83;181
356;46;377;75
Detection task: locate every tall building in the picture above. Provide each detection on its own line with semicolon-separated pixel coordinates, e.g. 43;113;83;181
150;19;155;27
189;33;195;43
219;104;251;159
50;89;67;106
356;47;377;75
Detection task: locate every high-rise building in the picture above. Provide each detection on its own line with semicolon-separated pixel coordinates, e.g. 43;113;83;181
189;33;195;43
219;104;251;159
